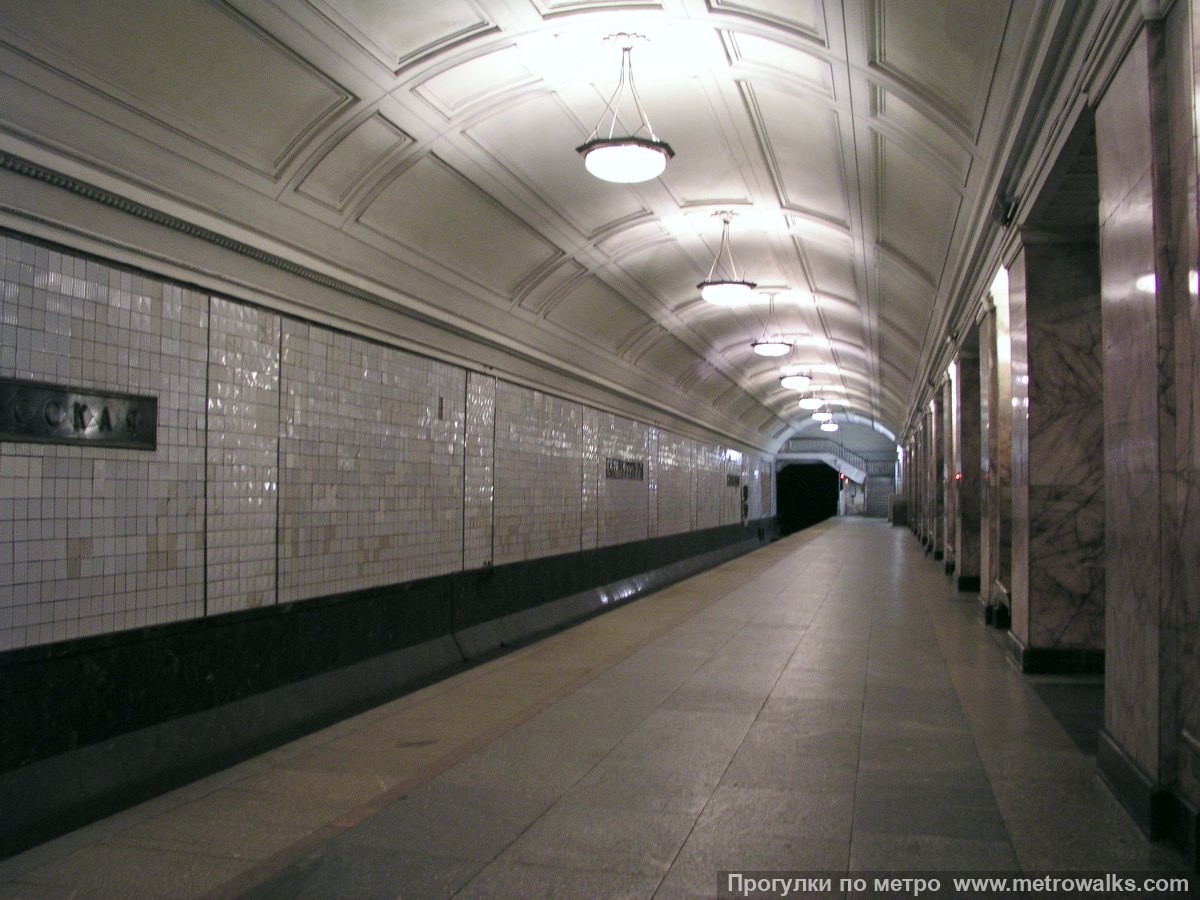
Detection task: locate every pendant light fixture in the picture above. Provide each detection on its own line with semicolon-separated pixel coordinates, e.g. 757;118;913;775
576;34;674;183
798;393;824;410
811;410;832;422
751;293;792;357
780;371;812;391
699;211;756;305
820;420;840;432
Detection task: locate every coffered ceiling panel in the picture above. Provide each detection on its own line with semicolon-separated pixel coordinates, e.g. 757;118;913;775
309;0;495;72
413;45;538;118
724;32;834;98
635;332;701;386
642;81;755;206
744;84;850;224
298;114;411;209
0;0;1092;452
797;236;858;303
873;89;972;185
1;0;352;177
357;155;559;295
464;93;647;237
709;0;828;42
545;278;654;353
876;135;962;286
870;0;1009;136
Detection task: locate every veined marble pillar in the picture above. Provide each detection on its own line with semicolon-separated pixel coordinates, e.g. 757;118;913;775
1095;7;1200;851
1007;240;1104;672
979;309;998;615
980;280;1014;625
930;395;946;559
943;375;957;574
955;339;982;592
907;435;917;530
921;412;931;547
1172;0;1200;837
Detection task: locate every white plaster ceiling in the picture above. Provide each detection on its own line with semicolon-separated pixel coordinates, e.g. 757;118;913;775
0;0;1087;451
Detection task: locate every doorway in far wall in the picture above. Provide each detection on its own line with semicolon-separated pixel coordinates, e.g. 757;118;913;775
776;463;838;536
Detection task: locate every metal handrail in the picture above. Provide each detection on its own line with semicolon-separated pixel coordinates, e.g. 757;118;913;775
780;438;869;473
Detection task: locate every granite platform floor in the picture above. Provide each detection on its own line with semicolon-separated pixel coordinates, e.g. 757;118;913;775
0;518;1187;898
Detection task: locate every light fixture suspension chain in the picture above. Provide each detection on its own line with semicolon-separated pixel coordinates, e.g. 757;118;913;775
706;213;744;283
622;46;662;142
588;35;658;143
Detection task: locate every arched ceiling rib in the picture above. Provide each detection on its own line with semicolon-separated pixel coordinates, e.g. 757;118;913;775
0;0;1082;450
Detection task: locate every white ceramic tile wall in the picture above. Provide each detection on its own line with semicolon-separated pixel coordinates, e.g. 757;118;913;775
655;431;696;536
277;322;465;601
206;298;280;614
646;426;659;538
594;410;650;548
0;233;770;651
464;372;496;569
493;382;583;564
695;443;730;529
581;407;599;551
0;236;207;651
753;458;772;520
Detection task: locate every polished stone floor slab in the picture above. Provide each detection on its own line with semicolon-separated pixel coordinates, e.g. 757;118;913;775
0;520;1188;899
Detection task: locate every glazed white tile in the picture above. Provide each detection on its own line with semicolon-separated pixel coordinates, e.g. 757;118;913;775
492;382;583;565
0;237;206;651
464;372;496;570
277;322;465;601
206;298;280;614
655;432;695;537
593;410;649;548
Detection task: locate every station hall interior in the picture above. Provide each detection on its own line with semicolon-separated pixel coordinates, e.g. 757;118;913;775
0;0;1199;893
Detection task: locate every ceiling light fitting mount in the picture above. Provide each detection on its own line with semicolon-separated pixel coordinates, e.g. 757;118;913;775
576;34;674;183
699;211;756;305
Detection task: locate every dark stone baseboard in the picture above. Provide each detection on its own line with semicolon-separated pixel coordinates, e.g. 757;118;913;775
0;518;776;858
983;582;1011;628
1098;733;1200;872
1007;633;1104;675
982;601;1011;629
957;575;981;592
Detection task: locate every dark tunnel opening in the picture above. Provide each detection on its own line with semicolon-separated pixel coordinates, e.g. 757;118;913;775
776;463;839;536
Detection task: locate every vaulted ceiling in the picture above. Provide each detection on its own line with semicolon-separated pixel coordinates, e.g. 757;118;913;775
0;0;1089;452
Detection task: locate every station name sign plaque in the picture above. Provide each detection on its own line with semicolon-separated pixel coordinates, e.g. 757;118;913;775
0;377;157;450
605;457;644;480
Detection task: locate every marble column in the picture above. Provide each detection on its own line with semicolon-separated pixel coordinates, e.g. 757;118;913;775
943;375;957;574
921;415;931;542
1096;8;1200;846
1170;0;1200;829
979;309;998;614
930;394;946;559
906;435;918;530
955;337;982;592
1007;240;1105;672
980;277;1014;625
